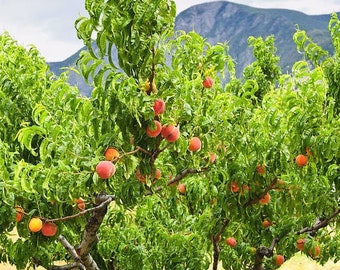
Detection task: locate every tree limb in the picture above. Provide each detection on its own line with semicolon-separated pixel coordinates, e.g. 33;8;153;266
46;195;115;223
212;219;230;270
244;178;278;208
75;193;114;270
253;238;279;270
51;262;85;270
58;235;82;263
296;207;340;235
149;166;209;193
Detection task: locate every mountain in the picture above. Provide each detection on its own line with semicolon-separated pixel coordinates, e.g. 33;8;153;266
48;1;339;95
175;1;336;75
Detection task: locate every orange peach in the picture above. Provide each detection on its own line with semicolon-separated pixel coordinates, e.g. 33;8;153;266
188;137;201;152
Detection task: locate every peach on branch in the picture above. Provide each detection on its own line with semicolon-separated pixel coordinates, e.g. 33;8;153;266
96;160;116;179
28;217;43;233
296;238;306;251
209;153;217;164
188;137;201;152
146;120;162;137
226;237;237;247
136;169;146;184
202;77;214;88
256;164;266;175
230;181;239;193
295;154;308;167
41;222;58;237
274;255;285;266
177;183;186;194
161;124;180;142
154;168;161;180
259;193;271;205
153;99;166;115
73;198;86;211
15;206;24;222
104;147;119;161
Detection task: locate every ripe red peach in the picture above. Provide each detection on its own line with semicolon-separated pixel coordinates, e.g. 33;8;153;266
177;183;186;194
226;237;237;247
41;222;58;237
153;99;166;115
146;120;162;137
188;137;201;152
202;77;214;88
96;161;116;179
161;124;180;142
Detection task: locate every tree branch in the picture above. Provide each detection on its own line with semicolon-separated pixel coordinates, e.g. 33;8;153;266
168;167;209;186
212;219;230;270
150;166;209;193
51;262;85;270
296;207;340;235
75;193;114;270
244;178;278;208
253;238;279;270
46;195;115;223
58;235;82;263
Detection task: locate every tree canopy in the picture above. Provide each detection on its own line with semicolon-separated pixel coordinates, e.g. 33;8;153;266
0;1;339;269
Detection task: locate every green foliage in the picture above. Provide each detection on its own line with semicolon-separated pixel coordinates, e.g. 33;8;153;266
0;1;339;269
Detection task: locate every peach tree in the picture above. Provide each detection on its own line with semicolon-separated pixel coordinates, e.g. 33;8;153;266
0;1;339;269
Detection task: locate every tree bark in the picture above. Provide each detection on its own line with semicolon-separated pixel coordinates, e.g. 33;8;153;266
75;193;115;270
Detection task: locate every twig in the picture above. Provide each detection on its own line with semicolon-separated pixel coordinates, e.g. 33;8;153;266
296;207;340;235
151;166;209;193
46;195;115;223
244;178;278;208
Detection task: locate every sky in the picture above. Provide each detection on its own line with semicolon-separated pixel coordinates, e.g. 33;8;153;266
0;0;340;62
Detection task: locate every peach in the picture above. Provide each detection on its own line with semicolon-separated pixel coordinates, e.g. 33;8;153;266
41;222;58;237
209;153;217;164
96;161;116;179
262;219;271;228
256;164;266;175
104;147;119;161
296;238;306;251
136;169;146;184
146;120;162;137
15;206;24;222
161;124;180;142
177;183;186;194
153;99;166;115
188;137;201;152
202;77;214;88
274;255;285;266
154;168;161;180
259;193;271;205
230;181;239;193
28;217;43;233
226;237;237;247
295;154;308;167
74;198;86;211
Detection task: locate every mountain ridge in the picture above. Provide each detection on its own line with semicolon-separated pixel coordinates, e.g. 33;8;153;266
48;1;339;95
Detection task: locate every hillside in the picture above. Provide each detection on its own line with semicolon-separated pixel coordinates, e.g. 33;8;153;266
48;1;339;95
